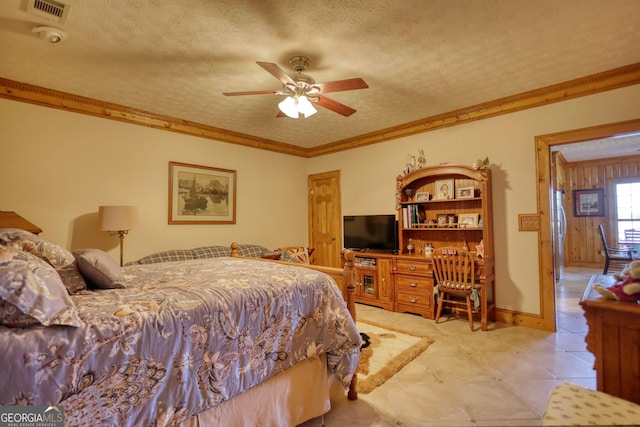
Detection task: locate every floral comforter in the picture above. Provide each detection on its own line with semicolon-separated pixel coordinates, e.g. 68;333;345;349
0;257;361;426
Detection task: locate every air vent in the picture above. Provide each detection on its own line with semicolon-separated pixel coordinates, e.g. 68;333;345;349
28;0;71;24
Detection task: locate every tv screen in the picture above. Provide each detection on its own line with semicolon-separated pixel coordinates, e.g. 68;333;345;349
343;214;398;252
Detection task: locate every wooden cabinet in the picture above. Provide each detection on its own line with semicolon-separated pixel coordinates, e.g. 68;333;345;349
397;164;496;328
352;253;435;318
347;164;496;327
581;275;640;404
395;257;434;318
353;256;394;311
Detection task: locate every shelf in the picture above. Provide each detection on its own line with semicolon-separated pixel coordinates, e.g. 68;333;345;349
403;226;483;231
402;197;482;205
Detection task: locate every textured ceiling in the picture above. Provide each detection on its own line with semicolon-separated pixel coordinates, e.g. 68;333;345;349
1;0;640;156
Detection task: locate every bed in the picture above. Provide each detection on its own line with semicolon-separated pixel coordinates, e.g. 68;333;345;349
0;228;360;426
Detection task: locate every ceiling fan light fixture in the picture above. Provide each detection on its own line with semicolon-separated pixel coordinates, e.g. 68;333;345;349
278;96;299;119
297;95;317;118
278;95;317;119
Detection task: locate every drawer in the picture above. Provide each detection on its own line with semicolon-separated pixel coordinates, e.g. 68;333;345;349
395;274;433;294
396;259;432;276
396;291;432;310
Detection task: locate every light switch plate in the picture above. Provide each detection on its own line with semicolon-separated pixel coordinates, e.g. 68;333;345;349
518;214;540;231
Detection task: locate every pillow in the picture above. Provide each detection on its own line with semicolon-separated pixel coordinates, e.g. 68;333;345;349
0;228;86;293
0;300;39;327
277;246;310;264
236;244;271;258
0;245;83;327
73;249;126;289
134;249;195;265
260;251;283;260
191;246;230;259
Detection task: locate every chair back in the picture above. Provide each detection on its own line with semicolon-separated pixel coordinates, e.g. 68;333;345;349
432;247;475;292
598;224;610;250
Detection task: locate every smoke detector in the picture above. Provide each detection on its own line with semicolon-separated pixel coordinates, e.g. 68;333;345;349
32;26;68;43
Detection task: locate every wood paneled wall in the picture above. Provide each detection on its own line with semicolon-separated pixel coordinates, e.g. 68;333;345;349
563;155;640;268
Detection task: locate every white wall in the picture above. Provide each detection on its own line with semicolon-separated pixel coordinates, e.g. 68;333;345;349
2;84;639;315
0;99;309;262
308;85;640;314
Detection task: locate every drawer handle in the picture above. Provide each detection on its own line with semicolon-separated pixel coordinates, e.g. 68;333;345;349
408;264;417;271
409;296;418;303
410;281;417;287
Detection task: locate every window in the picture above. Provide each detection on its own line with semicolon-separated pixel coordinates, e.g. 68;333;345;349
614;180;640;242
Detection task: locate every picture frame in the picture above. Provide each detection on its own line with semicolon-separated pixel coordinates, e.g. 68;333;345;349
573;188;605;217
458;213;479;227
456;186;475;199
436;213;448;226
169;161;236;224
415;191;430;201
435;179;454;200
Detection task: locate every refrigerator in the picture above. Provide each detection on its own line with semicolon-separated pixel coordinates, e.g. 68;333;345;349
553;190;566;282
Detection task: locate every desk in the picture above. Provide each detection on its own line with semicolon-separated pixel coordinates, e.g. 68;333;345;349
580;275;640;404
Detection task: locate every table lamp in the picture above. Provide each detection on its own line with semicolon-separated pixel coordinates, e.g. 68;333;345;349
99;205;138;266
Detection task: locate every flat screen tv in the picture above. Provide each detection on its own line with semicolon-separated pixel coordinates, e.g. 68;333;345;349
343;214;398;253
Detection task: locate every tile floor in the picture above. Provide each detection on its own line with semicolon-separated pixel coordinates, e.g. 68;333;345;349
301;266;602;427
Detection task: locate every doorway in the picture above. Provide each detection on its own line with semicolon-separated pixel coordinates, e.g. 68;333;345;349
536;118;640;331
308;170;342;268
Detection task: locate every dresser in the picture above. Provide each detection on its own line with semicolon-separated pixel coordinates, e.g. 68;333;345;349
580;274;640;405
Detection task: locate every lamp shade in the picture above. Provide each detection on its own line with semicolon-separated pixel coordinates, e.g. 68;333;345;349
99;206;139;232
278;96;299;119
297;95;317;118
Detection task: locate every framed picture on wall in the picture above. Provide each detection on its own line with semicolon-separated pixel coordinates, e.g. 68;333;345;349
573;188;605;217
169;161;237;224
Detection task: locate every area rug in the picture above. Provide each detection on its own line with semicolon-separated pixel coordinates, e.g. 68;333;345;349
356;320;434;394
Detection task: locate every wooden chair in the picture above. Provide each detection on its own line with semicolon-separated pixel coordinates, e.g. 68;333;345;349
433;246;480;331
598;224;636;274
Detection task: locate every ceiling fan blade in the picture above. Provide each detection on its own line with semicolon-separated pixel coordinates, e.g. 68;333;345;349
313;78;368;93
223;89;279;96
257;61;297;86
315;95;357;117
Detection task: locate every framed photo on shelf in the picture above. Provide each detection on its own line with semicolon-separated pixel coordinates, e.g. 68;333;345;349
168;161;237;224
458;213;479;227
436;213;448;226
573;188;605;217
415;191;430;201
435;179;454;200
456;186;475;199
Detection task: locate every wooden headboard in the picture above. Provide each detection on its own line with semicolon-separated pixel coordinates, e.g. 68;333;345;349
0;211;42;234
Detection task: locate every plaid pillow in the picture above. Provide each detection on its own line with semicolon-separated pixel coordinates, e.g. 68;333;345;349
236;244;270;258
135;249;195;264
192;246;230;259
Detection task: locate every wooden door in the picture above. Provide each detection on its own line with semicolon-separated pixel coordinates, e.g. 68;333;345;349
308;170;342;268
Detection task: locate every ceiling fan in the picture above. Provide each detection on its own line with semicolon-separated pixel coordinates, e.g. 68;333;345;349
223;56;368;118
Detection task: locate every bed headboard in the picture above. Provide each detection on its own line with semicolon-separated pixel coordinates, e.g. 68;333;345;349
0;211;42;234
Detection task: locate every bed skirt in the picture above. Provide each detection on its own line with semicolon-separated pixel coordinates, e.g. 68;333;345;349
180;354;336;427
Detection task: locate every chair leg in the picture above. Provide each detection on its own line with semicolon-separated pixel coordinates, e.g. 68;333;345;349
435;291;445;324
603;258;610;275
466;294;474;331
